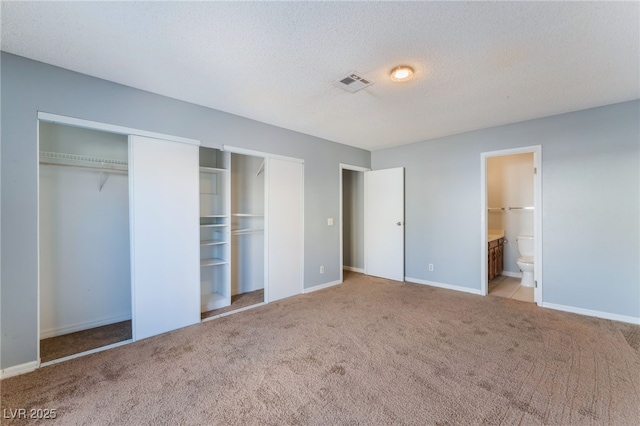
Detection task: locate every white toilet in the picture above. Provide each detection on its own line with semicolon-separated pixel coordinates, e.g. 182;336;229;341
516;236;535;287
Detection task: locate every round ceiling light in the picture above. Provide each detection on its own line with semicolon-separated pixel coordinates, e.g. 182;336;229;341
390;66;414;82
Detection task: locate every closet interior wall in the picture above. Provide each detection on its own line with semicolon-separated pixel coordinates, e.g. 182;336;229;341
39;122;131;341
231;153;265;297
342;169;365;272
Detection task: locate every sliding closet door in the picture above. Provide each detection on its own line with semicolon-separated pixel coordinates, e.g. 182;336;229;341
266;158;304;302
129;136;200;340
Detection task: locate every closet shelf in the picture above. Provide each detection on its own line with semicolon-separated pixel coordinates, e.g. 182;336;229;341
232;228;264;235
201;215;228;218
232;213;264;217
200;239;227;246
200;224;228;228
39;151;128;174
200;258;228;267
199;166;227;174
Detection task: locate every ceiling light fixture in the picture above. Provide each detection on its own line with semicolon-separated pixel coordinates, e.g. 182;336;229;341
390;66;414;82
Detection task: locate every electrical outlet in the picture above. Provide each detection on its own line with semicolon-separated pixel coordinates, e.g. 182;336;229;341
327;218;334;226
320;265;325;274
428;264;434;271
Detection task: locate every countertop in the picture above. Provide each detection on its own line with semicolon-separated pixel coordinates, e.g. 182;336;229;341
488;229;505;242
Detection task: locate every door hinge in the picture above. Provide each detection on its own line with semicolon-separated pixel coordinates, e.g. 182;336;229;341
534;167;537;175
534;280;538;288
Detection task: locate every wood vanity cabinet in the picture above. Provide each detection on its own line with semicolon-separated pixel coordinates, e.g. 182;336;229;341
488;238;504;281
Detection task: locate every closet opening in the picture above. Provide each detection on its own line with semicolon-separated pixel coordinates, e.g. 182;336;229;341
200;150;265;320
38;122;132;363
340;164;369;283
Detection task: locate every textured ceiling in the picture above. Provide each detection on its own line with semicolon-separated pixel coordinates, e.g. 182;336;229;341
2;2;639;151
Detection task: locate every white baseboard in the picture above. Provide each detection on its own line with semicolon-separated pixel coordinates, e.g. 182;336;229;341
40;313;131;339
304;279;341;294
541;302;640;325
343;266;364;273
500;271;522;278
405;277;483;296
0;360;39;379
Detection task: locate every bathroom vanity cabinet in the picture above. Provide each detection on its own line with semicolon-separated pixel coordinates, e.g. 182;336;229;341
488;238;504;281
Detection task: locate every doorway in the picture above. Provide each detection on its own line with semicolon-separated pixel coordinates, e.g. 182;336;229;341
340;164;369;283
481;146;542;304
340;164;405;283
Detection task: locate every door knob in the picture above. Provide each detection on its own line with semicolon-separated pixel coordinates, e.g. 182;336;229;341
397;222;403;226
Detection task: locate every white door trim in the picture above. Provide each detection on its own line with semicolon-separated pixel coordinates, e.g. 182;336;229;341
37;112;200;146
222;145;304;164
480;145;543;305
339;163;370;284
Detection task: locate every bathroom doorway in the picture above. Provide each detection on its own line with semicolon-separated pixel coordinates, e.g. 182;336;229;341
480;146;542;305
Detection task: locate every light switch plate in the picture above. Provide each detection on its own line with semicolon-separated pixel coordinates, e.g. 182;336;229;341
327;218;334;226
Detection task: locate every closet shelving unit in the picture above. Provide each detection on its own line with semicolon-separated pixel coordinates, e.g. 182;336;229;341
199;149;231;312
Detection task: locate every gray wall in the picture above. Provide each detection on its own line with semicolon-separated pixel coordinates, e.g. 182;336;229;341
0;53;370;369
342;169;364;270
372;100;640;319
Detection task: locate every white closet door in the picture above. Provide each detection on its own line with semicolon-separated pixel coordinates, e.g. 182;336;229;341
364;167;405;281
266;158;303;302
129;135;200;340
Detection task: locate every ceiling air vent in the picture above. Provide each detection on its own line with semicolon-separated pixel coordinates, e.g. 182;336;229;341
334;72;373;93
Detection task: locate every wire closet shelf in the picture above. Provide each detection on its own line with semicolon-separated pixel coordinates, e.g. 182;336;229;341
39;151;128;174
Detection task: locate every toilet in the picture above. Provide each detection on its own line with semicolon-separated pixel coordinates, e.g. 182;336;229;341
516;236;535;287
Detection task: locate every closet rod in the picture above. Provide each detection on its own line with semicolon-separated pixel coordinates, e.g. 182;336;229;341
487;207;505;211
39;161;128;175
509;206;534;210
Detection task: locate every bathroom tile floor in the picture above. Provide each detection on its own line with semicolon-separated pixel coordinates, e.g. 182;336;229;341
489;275;534;303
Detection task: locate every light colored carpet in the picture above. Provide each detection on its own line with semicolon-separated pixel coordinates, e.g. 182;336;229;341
40;321;132;363
2;272;639;425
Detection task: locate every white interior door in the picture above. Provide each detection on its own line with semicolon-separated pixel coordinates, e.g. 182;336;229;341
365;167;405;281
266;158;304;302
129;135;200;340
